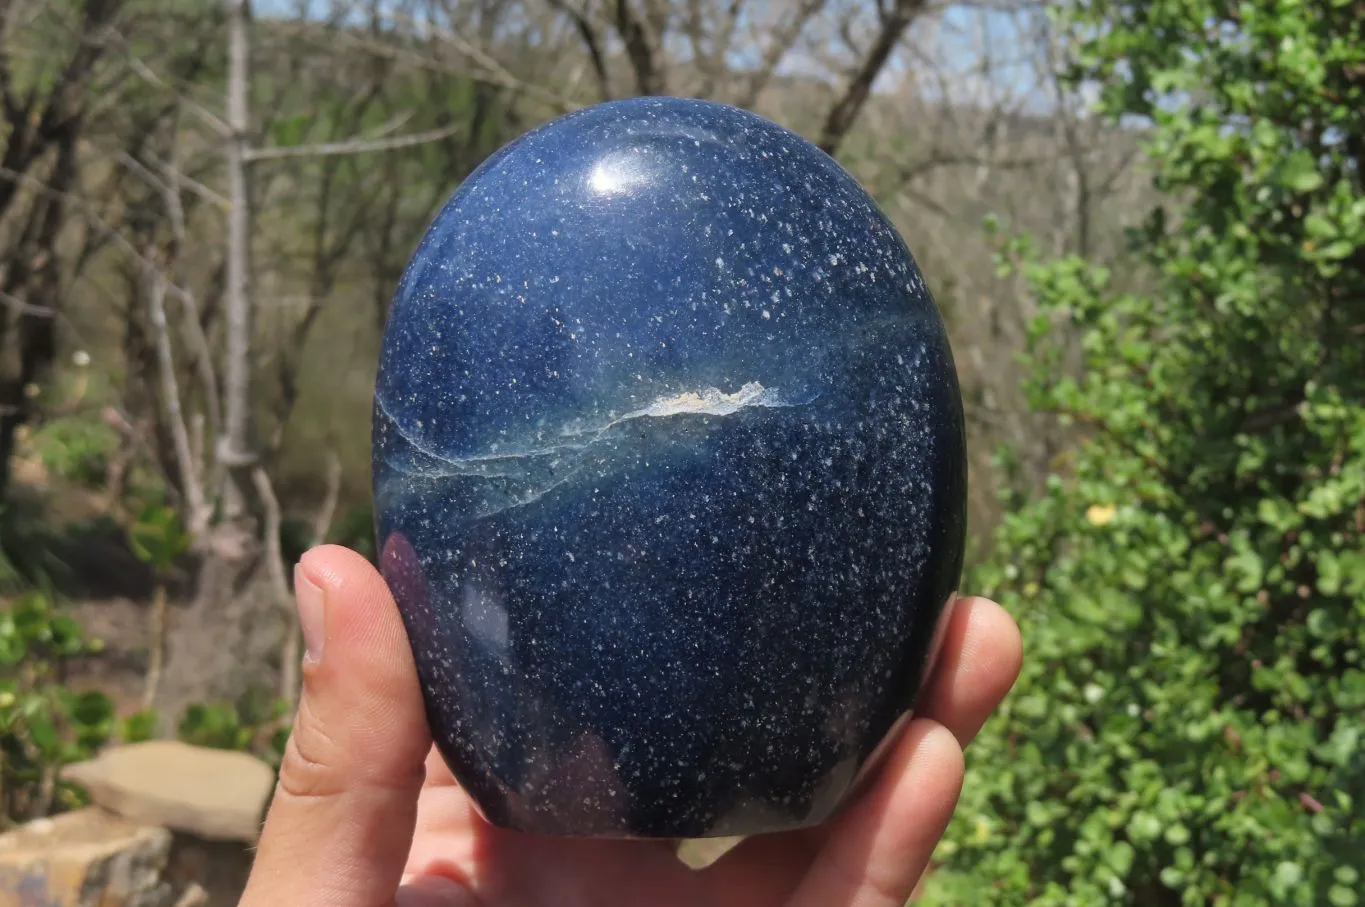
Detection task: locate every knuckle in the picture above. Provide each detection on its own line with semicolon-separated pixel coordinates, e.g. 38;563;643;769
275;696;345;801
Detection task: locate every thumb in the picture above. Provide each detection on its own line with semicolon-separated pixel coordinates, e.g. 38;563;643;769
240;544;433;907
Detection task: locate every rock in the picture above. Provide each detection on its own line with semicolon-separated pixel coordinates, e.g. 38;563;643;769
163;837;253;907
60;741;274;843
0;806;174;907
373;95;967;839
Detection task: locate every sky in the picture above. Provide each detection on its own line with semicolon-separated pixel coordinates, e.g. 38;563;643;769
249;0;1073;116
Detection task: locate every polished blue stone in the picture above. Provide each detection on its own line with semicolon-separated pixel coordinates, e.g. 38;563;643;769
372;97;967;839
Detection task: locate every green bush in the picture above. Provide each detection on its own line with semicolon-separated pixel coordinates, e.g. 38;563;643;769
931;1;1364;904
127;501;191;571
177;702;260;753
178;693;290;769
0;591;115;826
0;585;287;828
28;415;119;488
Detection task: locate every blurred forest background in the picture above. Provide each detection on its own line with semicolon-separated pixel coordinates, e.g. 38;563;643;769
0;0;1360;903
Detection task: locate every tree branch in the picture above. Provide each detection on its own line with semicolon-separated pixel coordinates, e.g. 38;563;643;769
0;289;57;319
147;272;212;537
0;152;225;449
614;0;666;95
112;147;231;211
115;43;232;138
311;451;342;549
334;21;577;114
735;0;828;109
545;0;612;100
254;450;341;711
250;466;295;704
818;0;930;156
219;0;256;526
244;125;460;162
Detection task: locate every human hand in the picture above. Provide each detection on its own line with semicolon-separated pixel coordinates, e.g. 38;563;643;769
237;544;1022;907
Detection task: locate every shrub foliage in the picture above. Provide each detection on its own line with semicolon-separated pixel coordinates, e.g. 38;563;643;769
934;0;1365;904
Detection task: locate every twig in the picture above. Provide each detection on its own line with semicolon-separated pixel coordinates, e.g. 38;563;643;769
0;165;203;332
250;466;296;706
353;110;415;140
34;753;55;820
1238;397;1305;435
735;0;829;108
141;583;168;710
115;41;232;138
112;146;231;212
99;404;181;513
154;136;223;449
244;125;459;162
249;450;341;722
0;289;56;318
147;273;211;537
336;20;578;114
190;412;205;485
311;451;343;548
287;452;342;706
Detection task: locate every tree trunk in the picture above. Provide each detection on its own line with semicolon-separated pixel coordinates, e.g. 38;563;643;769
153;552;286;730
0;129;77;500
220;0;256;521
154;0;276;732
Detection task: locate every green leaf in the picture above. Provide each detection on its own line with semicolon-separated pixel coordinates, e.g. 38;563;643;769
1318;552;1343;595
1127;811;1161;842
1330;886;1358;907
69;691;113;727
1106;841;1135;875
1273;861;1305;893
1304;213;1339;239
1279;151;1324;192
1319;239;1356;260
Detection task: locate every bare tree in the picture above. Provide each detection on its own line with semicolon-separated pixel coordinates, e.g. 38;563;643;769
149;0;527;721
141;0;265;728
0;0;126;497
535;0;937;156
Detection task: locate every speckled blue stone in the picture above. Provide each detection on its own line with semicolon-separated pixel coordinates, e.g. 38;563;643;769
372;97;967;839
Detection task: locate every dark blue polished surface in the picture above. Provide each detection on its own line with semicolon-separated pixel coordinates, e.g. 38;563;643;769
372;97;967;839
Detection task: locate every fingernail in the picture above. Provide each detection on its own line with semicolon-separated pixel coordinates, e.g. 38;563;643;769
294;563;326;663
398;874;467;905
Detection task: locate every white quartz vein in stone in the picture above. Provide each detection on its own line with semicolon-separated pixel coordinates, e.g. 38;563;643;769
568;381;791;437
377;381;813;516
